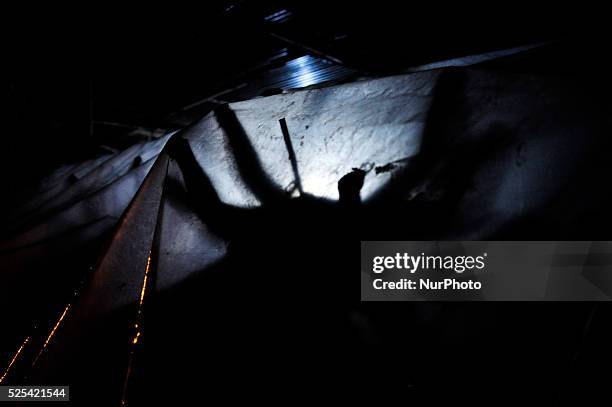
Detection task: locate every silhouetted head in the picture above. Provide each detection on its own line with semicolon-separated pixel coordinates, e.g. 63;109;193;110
338;168;366;205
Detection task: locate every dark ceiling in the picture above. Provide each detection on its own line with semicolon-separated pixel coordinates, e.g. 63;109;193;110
1;0;595;194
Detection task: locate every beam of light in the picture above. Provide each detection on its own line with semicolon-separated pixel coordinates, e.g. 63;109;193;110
0;336;30;383
121;252;152;406
32;303;72;367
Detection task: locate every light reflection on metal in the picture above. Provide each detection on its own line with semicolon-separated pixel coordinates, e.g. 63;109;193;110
32;304;72;367
287;55;327;88
0;336;30;383
121;252;152;405
263;9;293;23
